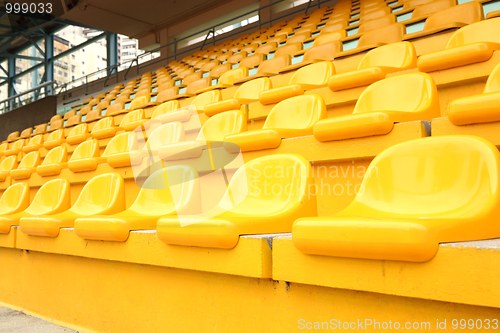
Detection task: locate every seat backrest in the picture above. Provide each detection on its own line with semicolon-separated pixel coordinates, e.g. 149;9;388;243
48;119;64;131
10;139;25;150
65;115;82;128
411;0;455;18
0;142;7;154
151;100;181;119
234;77;272;103
257;55;291;75
274;42;303;57
0;155;17;172
46;129;65;142
186;78;211;95
358;23;405;48
102;132;138;157
119;109;145;128
68;123;88;138
182;72;202;86
190;90;221;113
24;178;70;215
156;88;178;104
130;94;150;110
403;0;433;10
49;115;62;123
218;154;312;215
353;73;439;119
196;110;246;142
20;128;33;138
358;14;396;34
345;136;500;218
69;139;100;162
313;30;346;46
484;62;500;93
145;122;185;150
218;67;249;86
18;151;41;169
27;135;43;147
91;117;114;134
239;54;266;69
303;41;342;62
263;94;326;135
0;183;29;215
42;146;67;165
289;61;335;89
69;173;125;215
33;124;47;135
360;7;391;23
64;110;77;120
256;42;278;55
446;17;500;48
424;2;483;32
358;41;417;70
130;166;199;215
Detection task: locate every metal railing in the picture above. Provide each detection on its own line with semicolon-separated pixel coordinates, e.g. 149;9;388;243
0;81;57;113
59;0;327;99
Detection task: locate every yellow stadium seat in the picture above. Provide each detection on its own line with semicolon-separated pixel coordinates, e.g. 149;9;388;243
418;18;500;72
83;109;102;123
19;128;32;139
338;23;405;57
224;94;326;152
234;55;291;84
157;154;316;249
447;62;500;125
74;166;200;241
20;173;125;237
328;42;417;91
150;100;181;121
315;73;440;141
120;109;147;132
205;78;272;116
238;53;266;70
65;114;81;128
36;146;68;177
0;156;18;182
0;183;30;218
22;135;43;153
33;124;47;136
260;61;335;104
6;131;19;142
403;2;483;41
196;67;249;93
486;10;500;19
63;110;77;121
10;151;41;180
66;123;91;146
159;110;245;161
102;132;140;168
91;117;118;140
46;119;64;133
293;136;500;262
0;142;7;157
49;114;62;124
43;129;65;150
68;139;105;173
4;139;25;156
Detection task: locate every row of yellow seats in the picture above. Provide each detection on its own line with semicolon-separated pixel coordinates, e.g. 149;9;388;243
1;135;498;265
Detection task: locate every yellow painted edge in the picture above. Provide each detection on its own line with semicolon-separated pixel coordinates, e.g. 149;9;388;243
273;236;500;309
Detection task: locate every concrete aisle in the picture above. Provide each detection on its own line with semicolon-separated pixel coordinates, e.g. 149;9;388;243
0;305;79;332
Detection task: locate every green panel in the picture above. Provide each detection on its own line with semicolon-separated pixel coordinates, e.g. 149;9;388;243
303;41;314;49
405;20;426;34
342;39;359;51
350;19;359;25
202;72;209;78
175;80;181;86
151;95;157;102
392;6;403;12
388;1;398;5
232;64;239;69
125;101;131;109
152;87;157;93
130;93;136;99
312;31;320;37
351;13;360;18
292;55;304;64
179;87;186;94
81;115;86;122
212;79;218;85
347;28;359;36
397;11;413;22
101;109;107;116
266;52;275;60
249;68;258;75
317;24;326;29
483;0;500;14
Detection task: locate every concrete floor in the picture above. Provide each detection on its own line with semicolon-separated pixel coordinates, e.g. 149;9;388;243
0;305;78;333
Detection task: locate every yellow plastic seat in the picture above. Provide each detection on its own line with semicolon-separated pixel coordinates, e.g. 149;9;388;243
46;119;64;133
447;62;500;125
20;173;125;237
36;146;68;177
315;73;440;141
0;183;30;217
338;23;405;57
159;110;245;161
486;10;500;19
130;93;156;110
33;124;47;136
63;110;77;121
43;129;65;150
74;166;200;241
150;100;181;121
22;135;43;153
91;117;118;140
102;132;139;168
66;123;91;146
6;131;19;142
19;128;32;139
0;142;7;156
157;154;316;249
205;78;272;116
196;67;249;93
328;42;417;91
0;156;18;182
293;135;500;262
68;139;105;173
4;139;25;156
10;151;41;180
83;109;102;123
408;0;456;20
120;109;147;132
234;55;291;84
49;114;62;124
65;114;82;128
104;101;128;117
261;61;335;105
418;18;500;72
404;2;483;41
224;94;326;152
